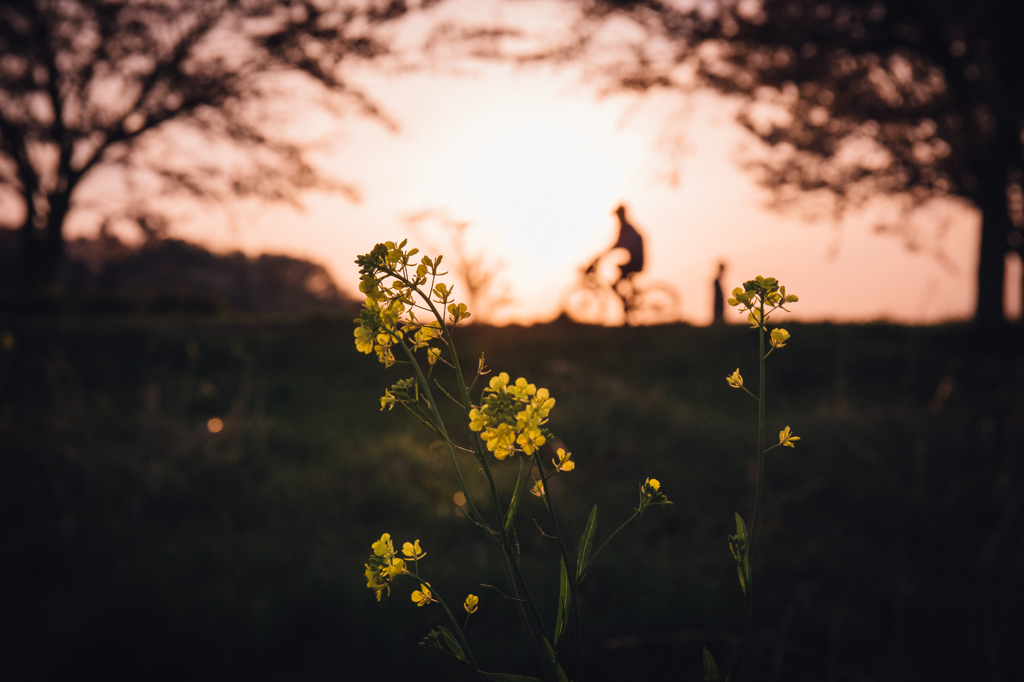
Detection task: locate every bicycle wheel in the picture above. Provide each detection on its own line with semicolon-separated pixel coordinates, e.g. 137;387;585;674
625;282;680;326
564;285;619;325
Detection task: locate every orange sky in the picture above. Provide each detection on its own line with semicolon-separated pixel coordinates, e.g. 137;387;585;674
65;0;1023;325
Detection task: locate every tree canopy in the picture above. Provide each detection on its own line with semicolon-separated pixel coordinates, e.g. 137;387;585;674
0;0;431;288
527;0;1024;324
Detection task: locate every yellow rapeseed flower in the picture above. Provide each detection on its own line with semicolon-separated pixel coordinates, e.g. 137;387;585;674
530;478;545;497
645;478;661;491
354;326;375;354
488;372;510;392
468;408;488;432
372;533;394;558
516;427;546;455
383;557;406;578
411;584;433;607
402;539;426;561
464;594;479;614
770;328;791;349
726;369;743;389
553;448;575;472
779;426;800;447
364;563;389;601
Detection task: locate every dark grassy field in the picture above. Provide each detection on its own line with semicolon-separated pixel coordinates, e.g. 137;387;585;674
1;315;1021;681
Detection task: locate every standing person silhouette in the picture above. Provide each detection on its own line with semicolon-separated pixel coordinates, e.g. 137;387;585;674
713;262;727;324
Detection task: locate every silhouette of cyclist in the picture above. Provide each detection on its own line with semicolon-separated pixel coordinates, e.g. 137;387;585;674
586;204;645;281
582;204;646;314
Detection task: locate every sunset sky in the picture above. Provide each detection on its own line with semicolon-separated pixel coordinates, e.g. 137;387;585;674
65;0;1021;325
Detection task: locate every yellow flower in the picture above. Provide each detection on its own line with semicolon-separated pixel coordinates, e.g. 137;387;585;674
383;557;406;578
483;423;516;459
726;369;743;389
779;426;800;448
380;389;396;411
645;477;661;491
402;539;426;561
432;282;451;302
364;563;389;601
468;408;488;432
770;328;790;349
426;347;441;366
354;326;375;354
411;584;433;607
516;427;546;455
448;302;471;323
553;448;575;472
488;372;510;392
509;377;537;400
464;594;479;614
530;478;545;497
372;533;394;558
747;309;763;329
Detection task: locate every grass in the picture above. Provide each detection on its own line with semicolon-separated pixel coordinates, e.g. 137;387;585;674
1;315;1021;681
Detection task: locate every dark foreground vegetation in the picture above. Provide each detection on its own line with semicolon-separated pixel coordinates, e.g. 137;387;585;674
1;315;1021;681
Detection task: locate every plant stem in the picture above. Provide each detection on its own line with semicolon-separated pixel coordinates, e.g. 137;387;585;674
399;341;488;529
575;511;638;585
534;452;583;682
429;583;480;671
740;299;768;680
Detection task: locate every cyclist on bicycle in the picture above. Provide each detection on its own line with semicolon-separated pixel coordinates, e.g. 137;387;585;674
585;204;645;283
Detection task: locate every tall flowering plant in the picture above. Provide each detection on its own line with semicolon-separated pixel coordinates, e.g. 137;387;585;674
702;276;802;681
354;241;670;682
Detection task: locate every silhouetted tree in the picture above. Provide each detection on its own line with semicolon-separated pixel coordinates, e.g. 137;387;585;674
530;0;1024;324
0;0;432;288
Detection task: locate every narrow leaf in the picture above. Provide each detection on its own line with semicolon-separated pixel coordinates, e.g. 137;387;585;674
436;627;467;663
541;636;570;682
480;674;543;682
504;457;526;535
554;557;570;648
576;504;598;581
702;646;721;682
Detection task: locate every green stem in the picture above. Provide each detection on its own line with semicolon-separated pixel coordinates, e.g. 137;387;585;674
740;300;768;681
575;512;638;585
428;583;480;671
534;452;583;682
398;340;488;529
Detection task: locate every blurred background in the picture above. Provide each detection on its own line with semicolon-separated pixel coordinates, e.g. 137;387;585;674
2;1;1023;680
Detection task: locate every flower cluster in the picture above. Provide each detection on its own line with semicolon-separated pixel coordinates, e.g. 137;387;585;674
468;372;557;460
727;276;798;341
353;240;472;369
363;532;427;602
637;477;672;515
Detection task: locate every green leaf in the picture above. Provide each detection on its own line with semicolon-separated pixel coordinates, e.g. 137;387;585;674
702;646;721;682
554;557;570;648
541;636;570;682
576;504;598;581
727;512;750;597
436;626;467;663
479;674;543;682
504;457;526;535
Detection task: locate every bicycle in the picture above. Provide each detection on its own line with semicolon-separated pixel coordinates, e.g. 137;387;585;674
562;258;681;326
